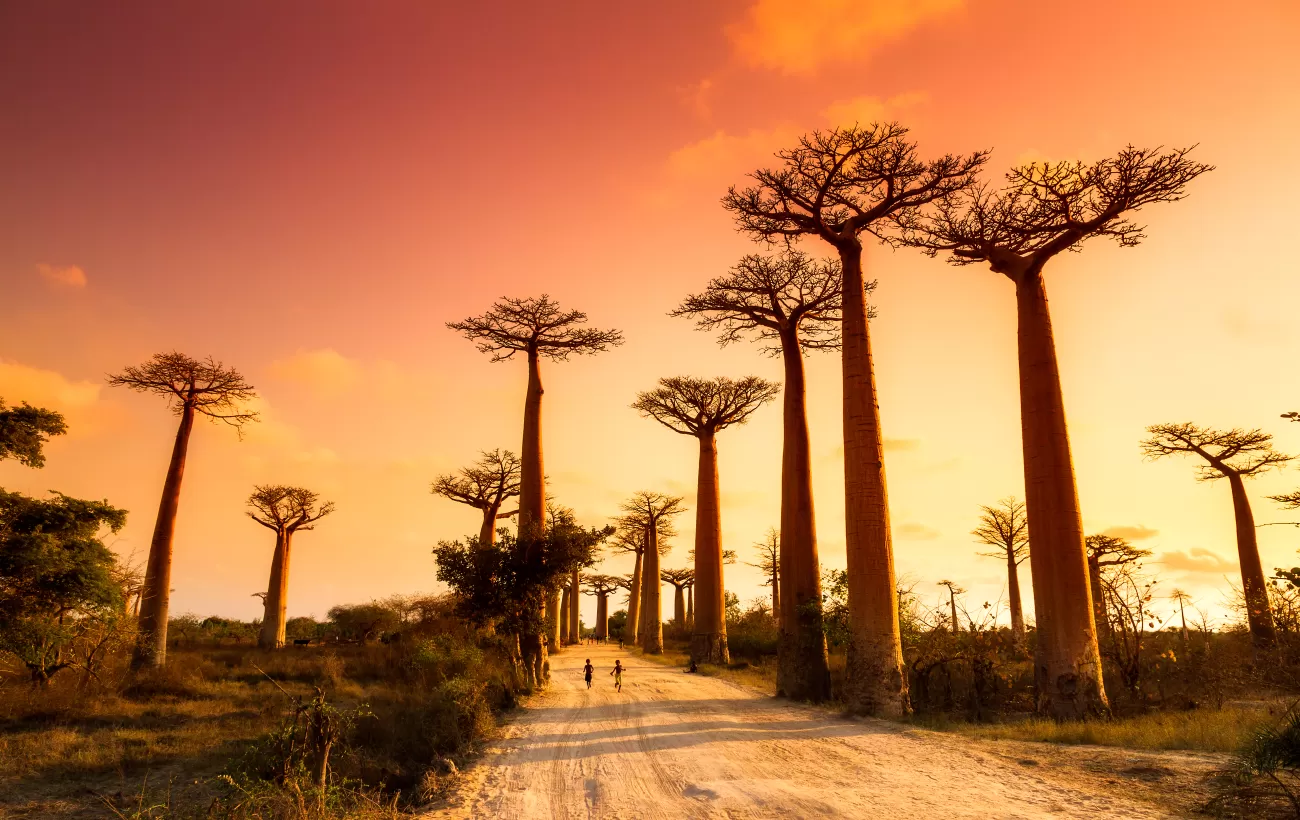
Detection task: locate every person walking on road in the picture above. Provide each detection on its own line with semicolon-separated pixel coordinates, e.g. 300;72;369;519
610;659;624;693
583;659;594;689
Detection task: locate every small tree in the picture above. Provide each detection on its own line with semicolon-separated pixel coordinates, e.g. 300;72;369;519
108;352;257;669
633;377;778;663
911;147;1211;719
674;251;841;695
247;485;335;649
746;528;781;629
0;398;67;467
0;489;128;686
726;124;986;716
1142;423;1292;648
937;580;966;634
449;296;622;677
618;491;686;655
972;497;1030;641
431;449;521;546
1084;534;1151;640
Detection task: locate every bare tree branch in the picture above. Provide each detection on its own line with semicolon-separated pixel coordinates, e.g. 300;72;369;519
108;352;259;436
447;295;624;362
1141;422;1294;480
632;376;779;437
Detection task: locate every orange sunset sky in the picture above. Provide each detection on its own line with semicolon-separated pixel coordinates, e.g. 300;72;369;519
3;0;1299;630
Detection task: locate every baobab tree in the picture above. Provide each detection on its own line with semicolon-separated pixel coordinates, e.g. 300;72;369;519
431;449;521;546
583;574;622;641
449;296;623;676
912;147;1211;718
1170;589;1193;651
559;584;572;645
725;125;985;714
1141;423;1292;648
633;377;778;663
660;568;694;630
108;353;257;669
609;525;647;645
0;398;67;467
937;580;965;634
972;497;1030;642
746;528;780;628
247;486;335;649
619;491;685;655
1084;534;1150;640
674;251;841;693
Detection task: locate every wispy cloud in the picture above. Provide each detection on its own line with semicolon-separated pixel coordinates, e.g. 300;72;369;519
36;263;87;289
1158;547;1238;575
268;348;362;396
897;522;940;540
1101;525;1159;541
726;0;964;75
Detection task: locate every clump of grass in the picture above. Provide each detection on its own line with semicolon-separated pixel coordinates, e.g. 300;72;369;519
922;704;1276;754
1208;705;1300;817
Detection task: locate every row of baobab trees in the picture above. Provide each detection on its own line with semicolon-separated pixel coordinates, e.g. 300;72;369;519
109;121;1291;722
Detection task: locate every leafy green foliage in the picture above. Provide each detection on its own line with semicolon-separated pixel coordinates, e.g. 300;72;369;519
0;488;127;684
0;399;67;468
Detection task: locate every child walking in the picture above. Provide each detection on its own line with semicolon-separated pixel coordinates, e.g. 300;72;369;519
610;659;624;693
583;659;594;689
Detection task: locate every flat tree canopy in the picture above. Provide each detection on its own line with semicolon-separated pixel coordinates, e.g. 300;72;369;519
447;295;624;361
0;399;68;468
432;449;522;511
1141;423;1294;479
632;376;779;437
108;352;258;432
247;485;335;532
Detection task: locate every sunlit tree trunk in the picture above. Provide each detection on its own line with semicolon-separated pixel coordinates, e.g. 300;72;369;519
519;348;548;685
479;501;500;547
1227;471;1276;649
596;593;609;640
559;586;571;645
691;432;728;663
1015;271;1107;718
1007;551;1025;642
949;589;960;634
259;529;290;649
672;585;685;628
776;324;826;695
687;584;693;628
836;246;906;714
569;570;580;643
771;573;780;629
132;402;196;670
641;521;664;654
1087;554;1108;642
626;549;643;644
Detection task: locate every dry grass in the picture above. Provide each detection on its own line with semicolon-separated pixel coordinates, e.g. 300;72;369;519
922;703;1281;754
639;643;779;694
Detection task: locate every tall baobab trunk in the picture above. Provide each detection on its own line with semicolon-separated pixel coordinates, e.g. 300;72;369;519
519;348;549;686
775;325;831;700
672;585;685;628
569;570;581;643
771;571;780;628
641;522;664;654
626;549;643;645
1007;551;1025;642
692;432;728;663
1016;272;1107;718
837;247;905;714
687;584;693;628
479;502;500;546
596;593;609;640
259;530;291;649
1227;471;1277;648
559;587;571;645
948;589;960;634
1178;597;1189;652
1087;554;1108;642
132;402;196;670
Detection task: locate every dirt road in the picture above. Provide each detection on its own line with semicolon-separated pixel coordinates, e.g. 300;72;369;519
433;645;1177;819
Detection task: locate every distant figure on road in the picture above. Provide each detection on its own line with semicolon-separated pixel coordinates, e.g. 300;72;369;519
583;659;594;689
611;659;624;693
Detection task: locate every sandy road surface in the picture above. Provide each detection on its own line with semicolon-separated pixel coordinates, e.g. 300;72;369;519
433;645;1174;819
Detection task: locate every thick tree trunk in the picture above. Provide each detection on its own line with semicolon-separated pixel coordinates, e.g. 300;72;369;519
132;402;196;670
519;348;549;680
569;569;580;643
687;584;693;628
772;574;780;628
1087;554;1108;642
641;522;664;654
259;529;290;649
691;433;728;664
546;592;561;651
479;502;500;547
672;585;685;629
1007;553;1025;642
626;549;643;644
837;247;905;714
1228;471;1276;649
776;325;831;701
596;593;608;640
1015;272;1108;719
559;587;571;645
